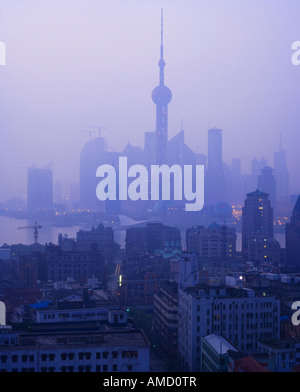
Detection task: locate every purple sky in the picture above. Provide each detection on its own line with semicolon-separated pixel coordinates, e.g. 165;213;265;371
0;0;300;201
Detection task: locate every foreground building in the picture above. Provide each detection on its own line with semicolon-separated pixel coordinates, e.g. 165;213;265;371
0;323;150;372
178;259;280;372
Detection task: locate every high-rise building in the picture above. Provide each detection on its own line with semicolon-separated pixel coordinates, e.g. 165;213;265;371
286;195;300;269
274;138;289;199
248;233;281;265
27;166;53;212
79;134;120;211
186;223;236;261
242;190;273;258
177;283;280;372
205;128;226;206
151;9;172;164
257;166;276;207
125;222;181;261
230;158;242;204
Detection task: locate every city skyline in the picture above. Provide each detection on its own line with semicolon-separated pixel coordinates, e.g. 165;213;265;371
0;0;300;201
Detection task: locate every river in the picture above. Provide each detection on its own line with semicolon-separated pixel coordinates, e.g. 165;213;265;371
0;215;285;251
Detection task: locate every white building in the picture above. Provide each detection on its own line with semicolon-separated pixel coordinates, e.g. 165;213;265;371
178;256;280;372
0;325;150;372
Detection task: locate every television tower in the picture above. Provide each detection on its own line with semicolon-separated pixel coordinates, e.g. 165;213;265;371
151;8;172;164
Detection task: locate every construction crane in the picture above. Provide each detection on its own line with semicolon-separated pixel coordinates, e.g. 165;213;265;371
17;221;43;244
82;129;96;140
87;125;107;138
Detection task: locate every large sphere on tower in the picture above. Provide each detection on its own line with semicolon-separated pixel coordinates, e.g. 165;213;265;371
151;85;172;105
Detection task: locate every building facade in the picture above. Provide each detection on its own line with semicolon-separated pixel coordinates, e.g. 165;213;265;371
178;284;280;372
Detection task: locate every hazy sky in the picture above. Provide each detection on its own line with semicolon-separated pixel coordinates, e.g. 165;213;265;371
0;0;300;201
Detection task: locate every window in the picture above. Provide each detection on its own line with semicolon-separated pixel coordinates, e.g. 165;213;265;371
78;353;84;360
113;364;117;371
112;351;118;359
103;365;108;372
49;354;55;361
102;351;109;359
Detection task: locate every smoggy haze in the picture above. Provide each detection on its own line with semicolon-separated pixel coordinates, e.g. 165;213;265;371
0;0;299;201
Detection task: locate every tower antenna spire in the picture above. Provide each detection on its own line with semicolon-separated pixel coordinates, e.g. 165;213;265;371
161;8;164;59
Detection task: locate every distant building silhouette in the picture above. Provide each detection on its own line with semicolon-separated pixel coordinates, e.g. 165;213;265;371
230;158;243;204
242;189;273;258
186;223;236;261
286;195;300;269
27;166;53;212
257;166;276;208
79;135;120;211
205;128;226;206
274;138;289;199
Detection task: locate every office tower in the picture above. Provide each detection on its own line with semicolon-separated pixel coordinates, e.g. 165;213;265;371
231;158;242;204
251;157;267;180
151;9;172;164
186;223;236;261
248;233;281;265
242;190;273;258
27;166;53;212
144;131;156;166
205;128;226;206
54;181;62;204
168;130;195;166
125;223;181;260
274;138;289;199
257;166;276;207
286;195;300;269
246;157;268;193
79;134;119;211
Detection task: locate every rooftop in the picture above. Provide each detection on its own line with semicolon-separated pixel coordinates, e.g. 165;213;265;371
203;334;238;355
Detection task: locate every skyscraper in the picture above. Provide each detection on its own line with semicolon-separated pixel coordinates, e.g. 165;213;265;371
286;195;300;270
274;137;289;199
242;189;273;258
257;166;276;207
151;9;172;164
27;166;53;212
205;128;226;206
